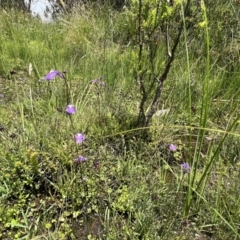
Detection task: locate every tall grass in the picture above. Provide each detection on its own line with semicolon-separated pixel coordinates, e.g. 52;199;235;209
0;2;240;239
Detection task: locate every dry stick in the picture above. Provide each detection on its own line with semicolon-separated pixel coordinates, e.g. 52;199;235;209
138;0;147;124
143;0;191;127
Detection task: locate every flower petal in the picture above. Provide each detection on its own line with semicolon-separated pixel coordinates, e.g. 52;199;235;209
45;70;64;80
65;104;76;115
169;144;177;151
74;156;87;163
74;133;85;144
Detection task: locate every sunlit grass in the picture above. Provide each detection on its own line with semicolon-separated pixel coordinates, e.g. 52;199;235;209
0;2;240;239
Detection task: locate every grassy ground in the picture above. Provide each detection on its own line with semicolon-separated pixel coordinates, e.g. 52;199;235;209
0;3;240;240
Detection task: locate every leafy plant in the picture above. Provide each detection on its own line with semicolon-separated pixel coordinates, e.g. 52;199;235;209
122;0;193;128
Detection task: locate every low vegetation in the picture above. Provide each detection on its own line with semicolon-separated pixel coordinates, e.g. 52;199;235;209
0;1;240;239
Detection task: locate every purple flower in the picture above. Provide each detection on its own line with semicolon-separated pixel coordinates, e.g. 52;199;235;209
100;81;105;87
74;133;85;144
45;70;64;80
92;79;99;84
180;162;190;173
169;144;177;151
65;104;76;115
74;156;87;163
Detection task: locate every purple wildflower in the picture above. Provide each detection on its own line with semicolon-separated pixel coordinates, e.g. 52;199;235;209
65;104;76;115
100;81;105;87
92;79;99;84
74;156;87;163
180;162;190;173
74;133;85;144
45;70;64;80
169;144;177;151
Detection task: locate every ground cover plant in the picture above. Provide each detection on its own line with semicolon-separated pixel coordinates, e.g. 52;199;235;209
0;1;240;239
